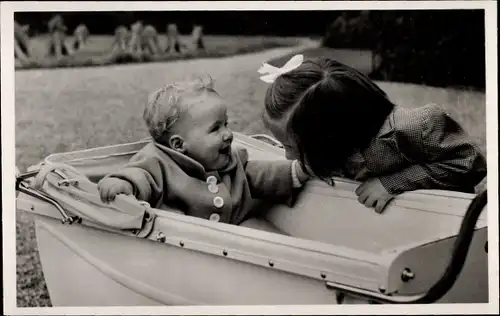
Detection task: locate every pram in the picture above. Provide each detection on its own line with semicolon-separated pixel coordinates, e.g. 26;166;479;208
15;132;488;306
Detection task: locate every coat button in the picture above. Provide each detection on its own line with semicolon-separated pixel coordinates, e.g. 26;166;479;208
213;196;224;208
206;175;218;184
208;183;219;194
209;213;221;222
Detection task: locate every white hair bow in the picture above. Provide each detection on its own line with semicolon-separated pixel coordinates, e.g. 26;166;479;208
258;54;304;83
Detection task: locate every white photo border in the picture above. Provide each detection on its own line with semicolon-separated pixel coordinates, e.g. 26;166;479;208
2;1;498;315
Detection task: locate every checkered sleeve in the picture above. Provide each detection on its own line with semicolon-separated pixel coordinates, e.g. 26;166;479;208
378;104;487;195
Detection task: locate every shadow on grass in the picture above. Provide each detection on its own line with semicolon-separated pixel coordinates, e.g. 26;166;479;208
16;41;296;71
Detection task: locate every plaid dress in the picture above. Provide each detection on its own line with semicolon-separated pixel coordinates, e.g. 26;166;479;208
337;104;487;194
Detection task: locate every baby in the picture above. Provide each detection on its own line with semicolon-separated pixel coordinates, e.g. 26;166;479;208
98;77;310;225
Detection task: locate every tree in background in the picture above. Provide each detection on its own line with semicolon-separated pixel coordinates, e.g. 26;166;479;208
323;10;485;90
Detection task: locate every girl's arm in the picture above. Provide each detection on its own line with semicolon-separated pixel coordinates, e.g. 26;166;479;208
378;104;487;195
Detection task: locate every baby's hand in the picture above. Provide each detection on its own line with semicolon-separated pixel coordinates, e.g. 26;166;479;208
355;177;394;214
97;177;134;203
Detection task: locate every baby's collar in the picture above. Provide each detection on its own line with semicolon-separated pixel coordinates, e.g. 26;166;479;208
153;141;239;179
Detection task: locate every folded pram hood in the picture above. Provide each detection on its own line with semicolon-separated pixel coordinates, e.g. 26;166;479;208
27;160;155;236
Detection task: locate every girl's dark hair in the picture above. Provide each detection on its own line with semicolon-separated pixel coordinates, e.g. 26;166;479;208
264;57;395;179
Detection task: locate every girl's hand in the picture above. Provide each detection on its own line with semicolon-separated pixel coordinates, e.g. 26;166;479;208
295;160;312;183
355;177;394;213
97;177;134;203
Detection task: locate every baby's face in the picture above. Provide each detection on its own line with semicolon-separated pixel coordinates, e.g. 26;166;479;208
177;93;233;171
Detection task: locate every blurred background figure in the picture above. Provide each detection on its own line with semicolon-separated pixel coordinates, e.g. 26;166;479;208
141;24;161;55
165;23;184;53
73;24;90;51
112;25;130;53
191;25;205;51
47;14;74;58
14;20;32;63
127;20;144;55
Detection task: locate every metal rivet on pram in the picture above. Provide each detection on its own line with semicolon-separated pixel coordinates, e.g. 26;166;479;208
63;216;80;225
179;241;185;247
401;268;415;282
156;232;166;243
138;201;150;208
209;213;221;221
320;272;327;279
268;260;274;267
57;179;79;186
378;286;386;294
222;249;228;256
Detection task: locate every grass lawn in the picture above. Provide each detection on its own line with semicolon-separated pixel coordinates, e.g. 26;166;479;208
17;34;300;70
14;43;487;307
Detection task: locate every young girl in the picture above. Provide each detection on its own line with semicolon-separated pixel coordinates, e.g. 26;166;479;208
259;55;487;213
98;77;310;225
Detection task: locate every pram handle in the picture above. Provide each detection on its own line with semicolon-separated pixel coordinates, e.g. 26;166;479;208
16;167;81;224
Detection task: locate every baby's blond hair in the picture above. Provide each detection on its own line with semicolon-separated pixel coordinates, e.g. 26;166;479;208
143;75;216;143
